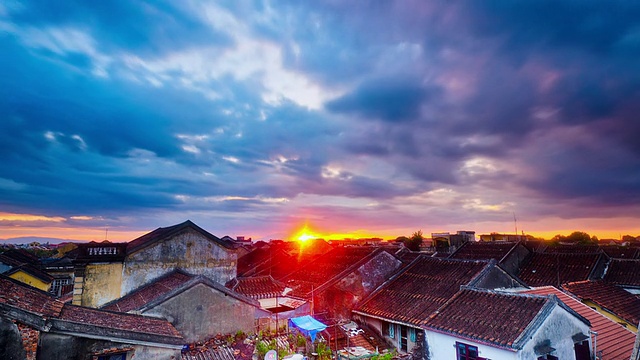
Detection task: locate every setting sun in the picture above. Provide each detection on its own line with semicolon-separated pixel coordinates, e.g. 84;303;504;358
293;225;319;242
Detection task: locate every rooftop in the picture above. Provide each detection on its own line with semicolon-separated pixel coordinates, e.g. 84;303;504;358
226;275;286;299
522;286;636;360
354;256;490;326
0;274;64;317
449;241;520;261
562;280;640;328
518;253;601;287
425;288;550;349
603;259;640;287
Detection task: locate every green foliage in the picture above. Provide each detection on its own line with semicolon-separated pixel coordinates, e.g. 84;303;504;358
256;340;270;359
296;334;307;347
403;230;423;251
314;341;332;360
371;350;396;360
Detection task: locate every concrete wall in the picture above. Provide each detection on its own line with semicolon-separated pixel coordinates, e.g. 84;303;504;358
122;229;237;296
473;265;523;290
0;317;27;360
518;305;591;360
142;283;256;343
37;333;180;360
424;331;516;360
8;271;50;292
80;262;123;308
500;244;531;276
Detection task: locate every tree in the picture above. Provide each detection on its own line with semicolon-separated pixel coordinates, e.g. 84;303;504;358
566;231;592;244
404;230;424;251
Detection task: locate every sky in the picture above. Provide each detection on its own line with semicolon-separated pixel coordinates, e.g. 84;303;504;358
1;1;640;242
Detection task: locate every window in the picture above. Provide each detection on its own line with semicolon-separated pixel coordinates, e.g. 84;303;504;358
409;327;416;342
50;277;72;297
389;323;395;338
456;342;487;360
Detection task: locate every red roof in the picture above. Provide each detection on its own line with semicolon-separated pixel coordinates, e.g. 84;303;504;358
283;247;381;297
102;270;194;312
601;246;639;259
425;288;549;349
562;280;640;328
355;256;489;326
543;244;601;254
518;253;601;287
449;241;520;261
60;304;183;338
522;286;636;360
226;276;286;299
0;275;64;317
603;259;640;287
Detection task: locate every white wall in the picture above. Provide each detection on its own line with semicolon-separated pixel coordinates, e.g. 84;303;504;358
425;331;517;360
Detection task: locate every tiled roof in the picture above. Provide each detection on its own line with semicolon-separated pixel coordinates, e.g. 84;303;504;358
522;286;636;360
394;248;422;264
1;249;39;264
102;270;259;313
102;270;194;312
562;280;640;327
603;259;640;287
543;244;601;254
126;220;234;254
4;263;54;283
518;253;601;287
0;275;64;317
226;276;286;299
59;304;183;339
354;256;490;326
237;247;311;279
283;247;381;298
449;241;519;261
424;288;550;349
601;246;639;259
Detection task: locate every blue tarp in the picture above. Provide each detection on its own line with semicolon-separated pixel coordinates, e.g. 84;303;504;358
289;315;327;341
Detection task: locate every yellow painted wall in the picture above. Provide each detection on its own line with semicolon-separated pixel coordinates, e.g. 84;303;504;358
81;263;123;308
8;271;51;291
584;300;638;332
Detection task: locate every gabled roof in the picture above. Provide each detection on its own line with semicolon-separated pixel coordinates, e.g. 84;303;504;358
563;280;640;328
57;304;183;343
449;241;521;261
226;276;286;299
126;220;234;255
237;247;309;279
4;263;54;283
522;286;636;360
102;269;259;313
283;247;389;298
543;244;601;254
603;259;640;287
518;253;602;287
354;256;490;326
0;274;183;346
424;288;554;350
600;246;639;259
0;274;64;318
0;249;39;264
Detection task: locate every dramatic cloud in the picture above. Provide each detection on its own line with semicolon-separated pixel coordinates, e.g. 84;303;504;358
1;1;639;241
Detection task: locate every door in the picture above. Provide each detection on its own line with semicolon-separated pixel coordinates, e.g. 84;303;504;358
400;325;408;352
574;340;590;360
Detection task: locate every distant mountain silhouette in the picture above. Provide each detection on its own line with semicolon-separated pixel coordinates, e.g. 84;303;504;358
0;236;84;245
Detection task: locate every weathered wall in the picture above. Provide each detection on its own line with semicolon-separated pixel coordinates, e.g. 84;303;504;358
473;265;523;290
500;244;531;276
16;322;39;360
80;263;123;308
518;305;591;360
38;333;180;360
142;283;256;343
8;272;50;292
0;317;27;360
122;229;237;295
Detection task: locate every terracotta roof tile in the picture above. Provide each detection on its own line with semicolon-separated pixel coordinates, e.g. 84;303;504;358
563;280;640;327
601;246;639;259
0;275;63;317
522;286;636;360
518;253;601;287
355;256;489;326
59;304;183;338
450;241;519;261
102;270;194;312
283;247;380;297
226;276;286;299
425;288;549;349
603;259;640;287
543;244;601;254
